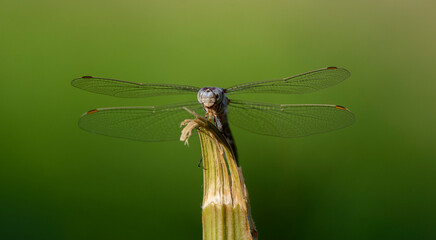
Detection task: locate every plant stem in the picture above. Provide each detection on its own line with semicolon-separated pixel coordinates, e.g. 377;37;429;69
181;109;257;240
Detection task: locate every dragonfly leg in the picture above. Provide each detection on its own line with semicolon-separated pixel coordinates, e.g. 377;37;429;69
197;157;206;170
205;111;214;122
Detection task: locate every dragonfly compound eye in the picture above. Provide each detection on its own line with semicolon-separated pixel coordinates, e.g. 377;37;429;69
215;92;222;102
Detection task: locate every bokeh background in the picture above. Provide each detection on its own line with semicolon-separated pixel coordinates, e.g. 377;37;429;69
1;0;435;239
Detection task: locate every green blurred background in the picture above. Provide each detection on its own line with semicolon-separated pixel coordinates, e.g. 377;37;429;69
1;0;435;239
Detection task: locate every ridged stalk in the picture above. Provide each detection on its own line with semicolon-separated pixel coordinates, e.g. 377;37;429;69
180;109;257;240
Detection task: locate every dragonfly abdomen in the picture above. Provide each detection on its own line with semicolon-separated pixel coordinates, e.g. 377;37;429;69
215;111;239;165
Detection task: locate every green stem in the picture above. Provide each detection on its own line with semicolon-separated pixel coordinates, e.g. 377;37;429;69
180;109;257;240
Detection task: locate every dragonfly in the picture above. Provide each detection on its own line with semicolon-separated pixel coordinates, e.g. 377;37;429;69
72;67;355;163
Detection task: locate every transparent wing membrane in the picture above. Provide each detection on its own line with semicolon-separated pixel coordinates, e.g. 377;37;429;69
226;67;350;95
228;100;355;137
78;102;203;141
72;76;200;98
74;67;354;141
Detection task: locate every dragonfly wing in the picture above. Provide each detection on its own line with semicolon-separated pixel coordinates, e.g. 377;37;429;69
78;102;204;141
72;76;200;98
226;67;350;95
227;100;355;137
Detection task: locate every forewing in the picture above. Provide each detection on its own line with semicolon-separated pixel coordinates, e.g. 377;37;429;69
226;67;350;95
228;100;355;137
72;76;200;98
78;102;204;141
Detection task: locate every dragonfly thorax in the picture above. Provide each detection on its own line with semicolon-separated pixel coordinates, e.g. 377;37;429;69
197;87;225;108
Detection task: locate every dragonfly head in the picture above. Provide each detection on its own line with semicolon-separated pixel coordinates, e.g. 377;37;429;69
197;87;224;108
